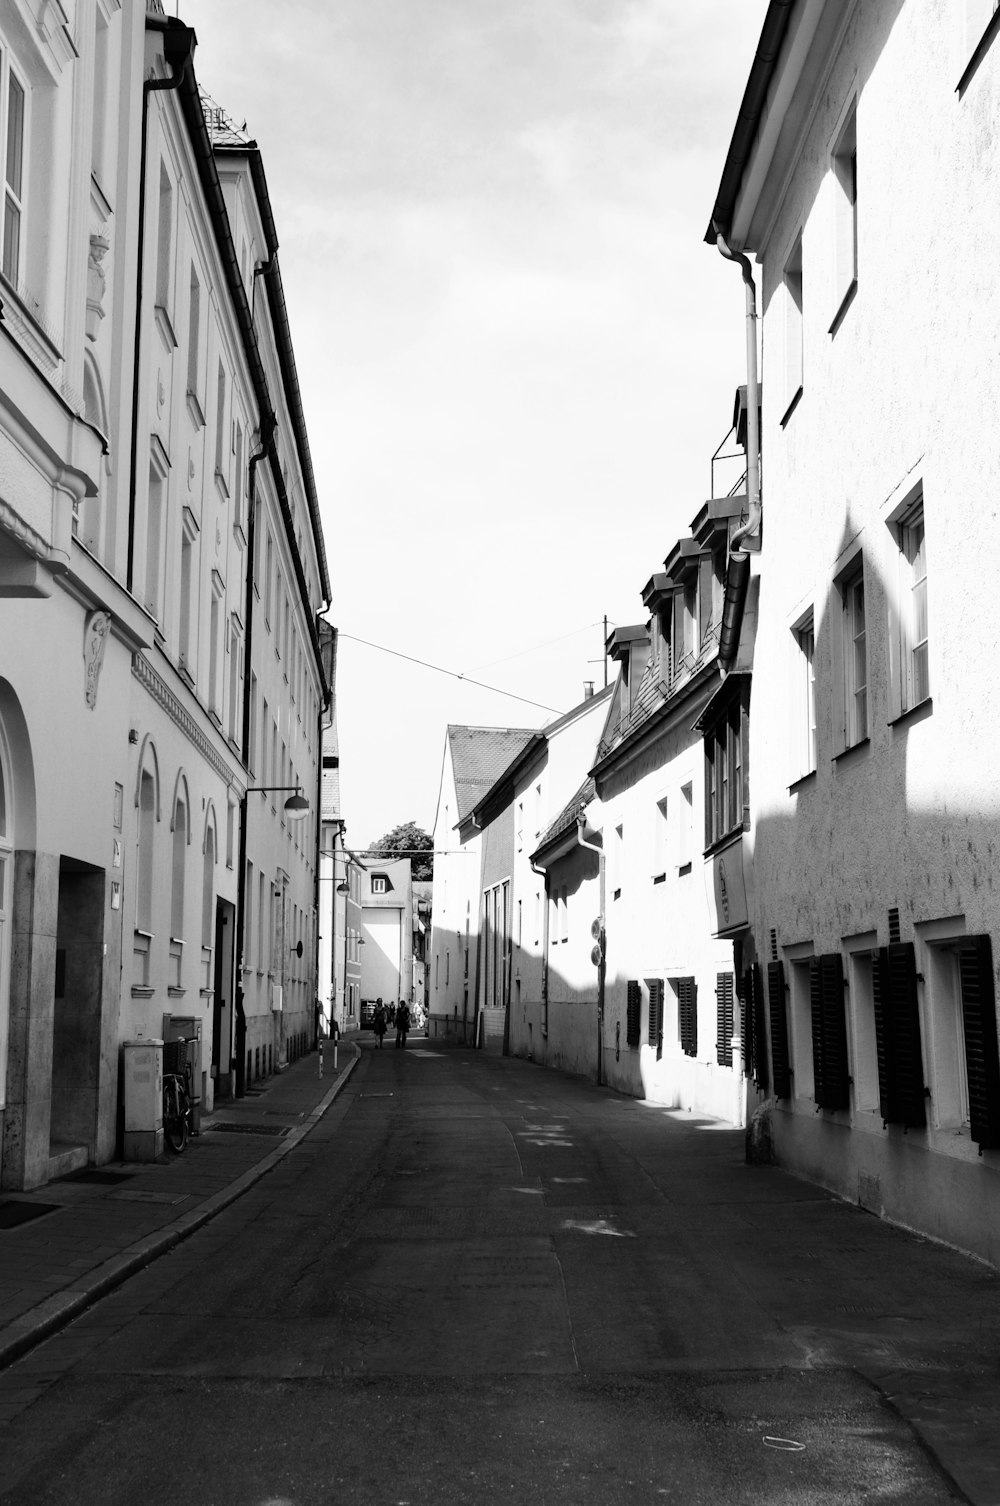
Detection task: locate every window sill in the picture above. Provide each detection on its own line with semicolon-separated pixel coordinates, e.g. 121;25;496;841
788;769;817;794
889;696;933;730
779;386;803;429
828;278;857;337
833;736;870;765
214;469;230;501
154;303;178;351
186;389;205;430
958;8;1000;95
131;985;155;999
167;986;186;998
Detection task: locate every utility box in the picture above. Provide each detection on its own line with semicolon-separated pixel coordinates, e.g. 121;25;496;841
123;1040;163;1161
162;1014;203;1134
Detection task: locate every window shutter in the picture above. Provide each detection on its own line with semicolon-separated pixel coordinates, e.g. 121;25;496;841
716;972;734;1067
958;936;1000;1151
809;953;850;1110
678;977;697;1058
648;979;664;1061
872;943;926;1128
742;963;769;1092
626;980;641;1049
767;960;791;1098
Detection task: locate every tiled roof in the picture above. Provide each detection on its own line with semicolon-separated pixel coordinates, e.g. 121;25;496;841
200;89;251;148
536;776;596;854
321;764;341;821
448;725;537;824
595;626;722;764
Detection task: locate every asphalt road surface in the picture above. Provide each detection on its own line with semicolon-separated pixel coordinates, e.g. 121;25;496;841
0;1041;984;1505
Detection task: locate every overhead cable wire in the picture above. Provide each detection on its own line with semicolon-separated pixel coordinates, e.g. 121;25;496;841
469;620;606;674
339;632;562;714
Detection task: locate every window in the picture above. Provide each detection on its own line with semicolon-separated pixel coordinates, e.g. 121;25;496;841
793;612;816;778
227;619;242;744
766;960;792;1099
178;509;198;674
626;980;641;1048
809;953;850;1110
559;885;568;943
782;237;803;420
704;690;746;848
612;823;623;900
889;497;929;717
208;577;223;718
372;876;387;895
715;973;734;1067
187;268;201;404
215;362;228;483
961;1;1000;75
155;162;173;314
678;782;693;873
2;57;25;286
676;977;697;1057
264;531;273;625
872;942;926;1127
648;979;664;1061
144;459;166;620
830;102;857;327
838;560;868;748
652;796;668;881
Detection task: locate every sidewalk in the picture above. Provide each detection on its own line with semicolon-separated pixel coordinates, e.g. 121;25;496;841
0;1041;360;1372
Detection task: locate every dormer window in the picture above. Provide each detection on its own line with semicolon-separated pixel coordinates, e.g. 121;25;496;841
371;876;387;895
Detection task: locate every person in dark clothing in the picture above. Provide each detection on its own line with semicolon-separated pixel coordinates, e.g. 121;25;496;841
395;1000;410;1049
372;1001;387;1048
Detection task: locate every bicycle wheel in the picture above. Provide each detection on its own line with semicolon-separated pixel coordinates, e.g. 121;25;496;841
163;1078;188;1153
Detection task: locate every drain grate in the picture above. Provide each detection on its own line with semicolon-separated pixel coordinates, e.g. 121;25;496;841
64;1168;135;1185
0;1200;59;1230
207;1122;290;1137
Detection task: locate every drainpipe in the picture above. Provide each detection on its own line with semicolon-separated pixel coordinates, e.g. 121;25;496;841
715;226;761;670
232;411;275;1099
575;812;605;1088
126;19;194;594
530;857;549;1044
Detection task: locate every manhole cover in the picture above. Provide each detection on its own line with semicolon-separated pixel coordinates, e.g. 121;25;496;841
207;1122;290;1137
64;1168;135;1185
0;1200;59;1230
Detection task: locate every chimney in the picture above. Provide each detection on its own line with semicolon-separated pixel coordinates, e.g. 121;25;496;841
583;681;594;700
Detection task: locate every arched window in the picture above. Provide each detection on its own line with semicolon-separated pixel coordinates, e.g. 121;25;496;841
169;777;189;991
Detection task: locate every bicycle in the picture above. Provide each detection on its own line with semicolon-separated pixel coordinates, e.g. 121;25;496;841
162;1038;193;1153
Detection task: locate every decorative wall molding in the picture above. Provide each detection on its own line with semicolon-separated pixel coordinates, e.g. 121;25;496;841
131;652;244;791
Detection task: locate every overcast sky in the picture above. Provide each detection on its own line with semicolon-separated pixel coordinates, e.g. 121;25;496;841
180;0;767;847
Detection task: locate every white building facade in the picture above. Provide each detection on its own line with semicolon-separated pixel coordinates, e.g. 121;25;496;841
711;0;1000;1264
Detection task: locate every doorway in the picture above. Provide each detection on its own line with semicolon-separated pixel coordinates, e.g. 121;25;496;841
51;858;105;1157
212;897;235;1101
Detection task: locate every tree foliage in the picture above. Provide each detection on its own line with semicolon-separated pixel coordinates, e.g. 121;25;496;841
370;821;434;881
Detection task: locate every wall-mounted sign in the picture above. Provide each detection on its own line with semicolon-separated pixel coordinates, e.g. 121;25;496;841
705;835;749;936
113;838;122;869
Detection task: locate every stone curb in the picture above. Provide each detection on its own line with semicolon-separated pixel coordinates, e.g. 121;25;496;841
0;1046;361;1372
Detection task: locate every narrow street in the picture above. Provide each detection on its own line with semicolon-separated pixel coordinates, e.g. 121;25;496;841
2;1041;999;1506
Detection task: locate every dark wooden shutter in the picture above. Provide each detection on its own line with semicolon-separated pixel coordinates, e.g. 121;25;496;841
810;953;850;1110
716;973;734;1067
958;936;1000;1151
872;943;926;1128
742;963;768;1092
767;960;791;1098
626;980;641;1049
648;979;664;1060
678;977;697;1058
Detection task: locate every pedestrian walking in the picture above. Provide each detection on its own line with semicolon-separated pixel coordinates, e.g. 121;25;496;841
395;999;410;1050
372;1000;387;1048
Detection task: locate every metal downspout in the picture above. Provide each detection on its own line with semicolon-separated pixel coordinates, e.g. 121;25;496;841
715;227;761;670
576;815;605;1087
232;410;275;1099
126;20;194;593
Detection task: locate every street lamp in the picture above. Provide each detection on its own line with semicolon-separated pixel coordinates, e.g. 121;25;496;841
247;784;310;820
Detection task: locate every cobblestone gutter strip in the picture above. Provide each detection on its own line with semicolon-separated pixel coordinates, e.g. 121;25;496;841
0;1047;360;1371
